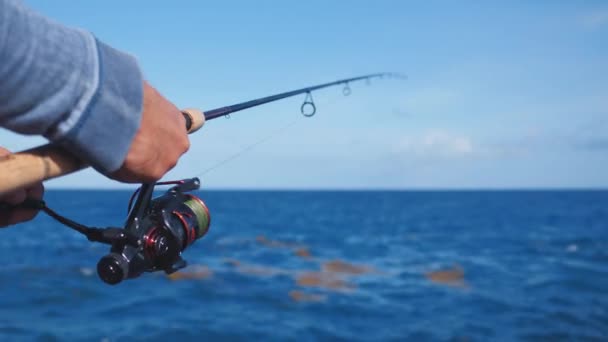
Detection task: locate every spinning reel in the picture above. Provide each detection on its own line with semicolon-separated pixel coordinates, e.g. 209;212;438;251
0;73;405;285
97;177;210;284
1;177;210;285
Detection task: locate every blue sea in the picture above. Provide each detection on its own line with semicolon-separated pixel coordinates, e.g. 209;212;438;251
0;190;607;341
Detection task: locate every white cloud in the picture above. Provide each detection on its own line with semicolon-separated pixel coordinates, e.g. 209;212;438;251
397;130;474;159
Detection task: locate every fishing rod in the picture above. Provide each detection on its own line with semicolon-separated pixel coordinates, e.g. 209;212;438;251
0;73;404;284
204;72;404;119
0;72;404;196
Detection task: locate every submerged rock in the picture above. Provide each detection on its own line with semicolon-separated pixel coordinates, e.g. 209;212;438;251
256;235;293;248
167;265;213;281
294;247;313;259
425;265;467;288
296;271;354;291
321;260;374;275
289;290;326;303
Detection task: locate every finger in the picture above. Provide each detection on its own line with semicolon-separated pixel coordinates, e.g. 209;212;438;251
0;147;28;205
9;208;39;224
0;205;23;227
27;182;44;200
0;147;43;227
0;182;45;227
2;189;27;205
16;182;46;222
2;208;33;226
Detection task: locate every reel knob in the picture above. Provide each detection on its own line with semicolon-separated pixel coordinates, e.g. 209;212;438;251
97;254;129;285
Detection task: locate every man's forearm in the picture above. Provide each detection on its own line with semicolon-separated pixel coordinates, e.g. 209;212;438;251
0;0;143;173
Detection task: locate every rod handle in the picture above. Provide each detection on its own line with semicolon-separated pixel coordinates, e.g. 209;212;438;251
0;109;205;196
181;108;205;133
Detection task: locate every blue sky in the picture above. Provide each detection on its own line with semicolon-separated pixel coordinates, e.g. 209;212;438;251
2;1;607;189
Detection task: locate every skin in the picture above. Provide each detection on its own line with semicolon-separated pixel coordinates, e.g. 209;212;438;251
110;81;190;183
0;147;44;227
0;81;190;226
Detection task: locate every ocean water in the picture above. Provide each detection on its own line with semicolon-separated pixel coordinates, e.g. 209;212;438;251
0;190;607;341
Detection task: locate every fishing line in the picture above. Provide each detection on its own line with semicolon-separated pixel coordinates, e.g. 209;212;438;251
193;85;354;177
195;116;300;177
0;72;406;285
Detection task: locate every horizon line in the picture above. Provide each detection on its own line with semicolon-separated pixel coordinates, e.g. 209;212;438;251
42;186;608;192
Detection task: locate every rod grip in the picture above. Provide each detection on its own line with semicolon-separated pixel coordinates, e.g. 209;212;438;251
181;108;205;133
0;109;205;196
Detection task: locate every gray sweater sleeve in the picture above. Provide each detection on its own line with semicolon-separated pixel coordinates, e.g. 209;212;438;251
0;0;143;173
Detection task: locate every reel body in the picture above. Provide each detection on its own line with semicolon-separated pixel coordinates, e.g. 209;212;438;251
97;178;210;285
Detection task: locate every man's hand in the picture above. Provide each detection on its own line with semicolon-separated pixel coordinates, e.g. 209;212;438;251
0;147;44;227
110;82;190;183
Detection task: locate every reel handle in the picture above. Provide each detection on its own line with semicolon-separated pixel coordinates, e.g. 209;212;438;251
0;109;205;196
